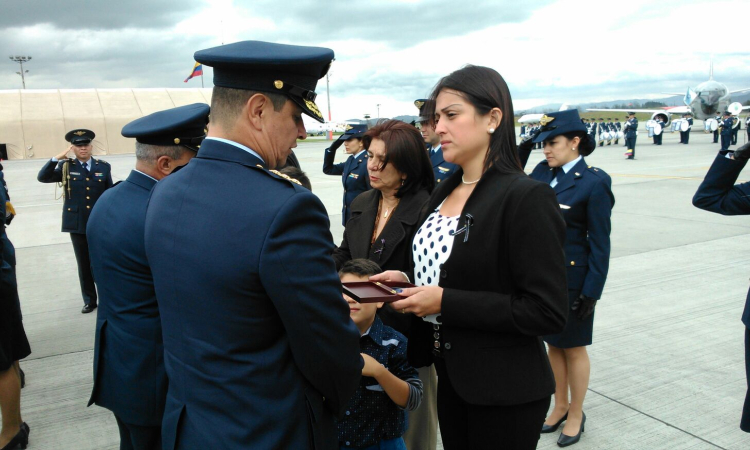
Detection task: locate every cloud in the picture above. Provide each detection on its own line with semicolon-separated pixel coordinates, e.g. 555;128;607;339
0;0;204;30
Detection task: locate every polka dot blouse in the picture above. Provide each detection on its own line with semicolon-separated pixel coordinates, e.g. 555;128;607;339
412;202;459;324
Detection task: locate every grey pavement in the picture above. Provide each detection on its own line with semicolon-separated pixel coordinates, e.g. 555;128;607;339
3;128;750;449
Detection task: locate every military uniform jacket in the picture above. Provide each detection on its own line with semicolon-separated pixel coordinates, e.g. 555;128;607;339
407;166;568;406
615;122;622;131
323;147;371;225
86;170;166;426
37;158;114;233
693;153;750;326
722;118;734;135
530;158;615;299
625;118;638;138
588;122;597;138
687;118;694;129
428;145;457;184
144;139;362;450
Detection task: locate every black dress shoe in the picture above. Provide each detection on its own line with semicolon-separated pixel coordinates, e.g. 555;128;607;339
0;428;28;450
81;304;97;314
557;412;585;447
22;423;29;438
541;412;568;433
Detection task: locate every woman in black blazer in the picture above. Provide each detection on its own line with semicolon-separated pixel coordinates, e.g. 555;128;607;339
332;120;439;450
373;65;568;450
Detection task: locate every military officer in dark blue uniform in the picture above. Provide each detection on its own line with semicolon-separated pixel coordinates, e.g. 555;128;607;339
654;116;665;146
680;113;693;144
86;103;209;450
693;141;750;434
143;41;362;450
322;124;371;225
713;113;722;143
37;129;113;313
624;112;638;159
721;111;734;151
528;109;614;447
415;98;457;184
588;118;597;145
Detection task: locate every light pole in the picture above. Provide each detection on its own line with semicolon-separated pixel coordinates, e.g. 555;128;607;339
376;103;381;121
326;71;333;140
9;56;31;89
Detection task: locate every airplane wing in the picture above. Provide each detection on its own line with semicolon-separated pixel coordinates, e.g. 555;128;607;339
731;88;750;94
587;106;690;114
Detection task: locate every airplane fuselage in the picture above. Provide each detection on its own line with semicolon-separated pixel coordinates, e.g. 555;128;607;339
688;80;731;120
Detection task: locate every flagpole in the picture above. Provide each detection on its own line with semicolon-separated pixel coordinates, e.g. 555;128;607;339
201;72;204;88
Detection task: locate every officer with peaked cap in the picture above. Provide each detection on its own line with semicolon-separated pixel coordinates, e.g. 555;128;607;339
526;109;614;447
624;112;638;159
721;110;734;151
37;129;113;313
143;41;362;450
323;124;371;225
415;99;457;184
86;103;209;450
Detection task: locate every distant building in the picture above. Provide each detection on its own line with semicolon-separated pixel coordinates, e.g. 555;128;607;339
0;88;212;160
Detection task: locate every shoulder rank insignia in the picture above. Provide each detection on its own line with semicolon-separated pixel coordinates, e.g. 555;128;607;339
269;169;302;186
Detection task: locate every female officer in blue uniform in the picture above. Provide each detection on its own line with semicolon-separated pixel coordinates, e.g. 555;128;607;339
529;109;615;447
323;124;371;225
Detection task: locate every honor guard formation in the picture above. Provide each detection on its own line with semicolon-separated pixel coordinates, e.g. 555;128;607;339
1;37;750;450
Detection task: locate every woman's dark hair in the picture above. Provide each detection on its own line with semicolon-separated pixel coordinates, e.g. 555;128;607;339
339;258;383;278
362;119;435;198
424;65;522;174
556;131;595;157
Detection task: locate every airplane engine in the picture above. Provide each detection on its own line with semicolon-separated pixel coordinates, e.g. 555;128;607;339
651;112;671;127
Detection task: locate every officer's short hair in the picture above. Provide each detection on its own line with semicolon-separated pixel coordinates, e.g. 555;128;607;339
210;86;287;127
135;142;188;164
339;259;383;279
278;166;312;191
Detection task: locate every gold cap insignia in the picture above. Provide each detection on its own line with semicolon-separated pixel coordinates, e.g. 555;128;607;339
539;115;555;126
304;99;323;119
174;138;180;144
274;80;284;89
345;125;353;131
414;100;425;110
74;131;86;136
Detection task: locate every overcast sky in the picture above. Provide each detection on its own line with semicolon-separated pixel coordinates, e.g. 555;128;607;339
2;0;749;123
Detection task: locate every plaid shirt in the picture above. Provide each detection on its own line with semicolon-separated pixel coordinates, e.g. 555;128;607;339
337;316;422;448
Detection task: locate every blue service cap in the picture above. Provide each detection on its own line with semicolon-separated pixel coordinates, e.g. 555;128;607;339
195;40;333;123
122;103;210;152
65;129;95;145
342;124;367;139
532;110;588;143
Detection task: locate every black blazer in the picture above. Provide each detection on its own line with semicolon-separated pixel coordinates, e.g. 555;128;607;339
408;165;568;406
333;188;431;334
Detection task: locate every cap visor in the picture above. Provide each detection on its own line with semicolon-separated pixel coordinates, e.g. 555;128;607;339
72;139;92;145
291;97;325;123
533;130;553;143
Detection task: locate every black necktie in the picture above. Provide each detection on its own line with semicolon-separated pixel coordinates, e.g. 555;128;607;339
81;161;89;175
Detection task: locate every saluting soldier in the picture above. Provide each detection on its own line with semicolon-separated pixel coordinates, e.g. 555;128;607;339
144;41;362;450
624;112;638;159
415;98;457;184
87;103;209;450
721;111;734;151
37;130;113;313
322;124;371;225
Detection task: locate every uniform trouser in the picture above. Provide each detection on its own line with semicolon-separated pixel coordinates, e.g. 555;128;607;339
680;131;690;144
733;130;739;145
625;137;636;157
742;328;750;432
714;130;719;143
403;365;438;450
115;416;161;450
434;358;549;450
69;232;97;306
721;134;731;151
655;133;662;145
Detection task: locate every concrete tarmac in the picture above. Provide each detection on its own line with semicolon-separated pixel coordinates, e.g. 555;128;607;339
3;128;750;449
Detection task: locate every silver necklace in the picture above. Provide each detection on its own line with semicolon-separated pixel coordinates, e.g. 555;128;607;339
461;175;480;185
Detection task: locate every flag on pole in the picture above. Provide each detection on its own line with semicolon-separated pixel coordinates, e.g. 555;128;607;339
184;62;203;83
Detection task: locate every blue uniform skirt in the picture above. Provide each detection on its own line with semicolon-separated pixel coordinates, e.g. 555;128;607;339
543;289;594;349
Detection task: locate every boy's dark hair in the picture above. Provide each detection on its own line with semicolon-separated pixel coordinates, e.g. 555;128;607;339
339;259;383;278
279;166;312;191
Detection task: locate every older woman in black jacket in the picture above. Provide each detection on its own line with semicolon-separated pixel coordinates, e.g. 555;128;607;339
373;65;568;450
332;119;438;450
